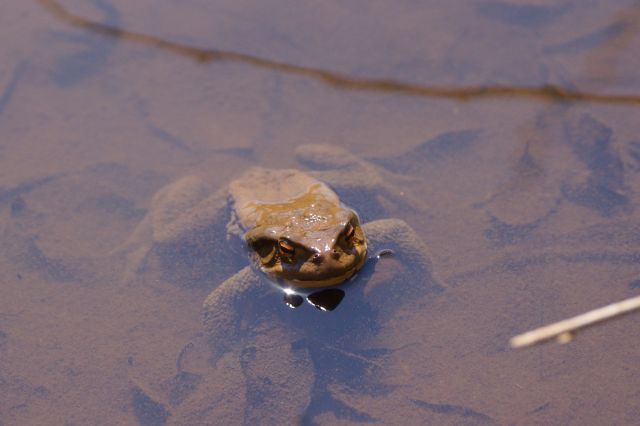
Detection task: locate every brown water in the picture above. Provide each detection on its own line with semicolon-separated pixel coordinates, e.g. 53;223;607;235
2;0;640;424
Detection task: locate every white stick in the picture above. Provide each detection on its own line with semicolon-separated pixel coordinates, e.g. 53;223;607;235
510;295;640;348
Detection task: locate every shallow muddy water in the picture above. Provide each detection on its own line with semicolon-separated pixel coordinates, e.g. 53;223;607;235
1;0;640;424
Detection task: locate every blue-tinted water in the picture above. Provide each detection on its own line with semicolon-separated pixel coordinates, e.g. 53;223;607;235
1;0;640;424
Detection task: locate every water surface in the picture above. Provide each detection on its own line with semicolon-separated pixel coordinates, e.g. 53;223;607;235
1;0;640;424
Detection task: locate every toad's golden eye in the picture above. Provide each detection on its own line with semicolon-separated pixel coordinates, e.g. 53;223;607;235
344;222;356;241
278;239;296;256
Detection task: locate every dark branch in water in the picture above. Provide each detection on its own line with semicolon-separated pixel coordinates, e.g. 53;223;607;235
37;0;640;106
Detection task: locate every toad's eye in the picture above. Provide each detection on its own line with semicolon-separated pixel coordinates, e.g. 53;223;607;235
278;239;296;257
250;238;277;265
344;222;356;242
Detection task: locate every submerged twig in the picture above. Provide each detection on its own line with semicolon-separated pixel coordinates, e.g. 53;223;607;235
36;0;640;106
510;295;640;348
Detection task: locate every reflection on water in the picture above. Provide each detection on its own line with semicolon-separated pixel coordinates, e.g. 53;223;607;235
1;0;640;424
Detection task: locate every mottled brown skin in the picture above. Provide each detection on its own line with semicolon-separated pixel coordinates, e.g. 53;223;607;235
233;168;368;288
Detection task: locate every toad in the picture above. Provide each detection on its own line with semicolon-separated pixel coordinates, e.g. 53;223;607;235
122;144;443;423
119;144;438;308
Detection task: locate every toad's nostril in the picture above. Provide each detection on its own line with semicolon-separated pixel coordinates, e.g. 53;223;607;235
312;253;324;264
331;251;340;260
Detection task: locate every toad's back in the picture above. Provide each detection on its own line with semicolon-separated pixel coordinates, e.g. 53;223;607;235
229;167;342;231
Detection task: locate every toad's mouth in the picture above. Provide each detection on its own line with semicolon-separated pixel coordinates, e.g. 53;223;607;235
274;253;368;288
